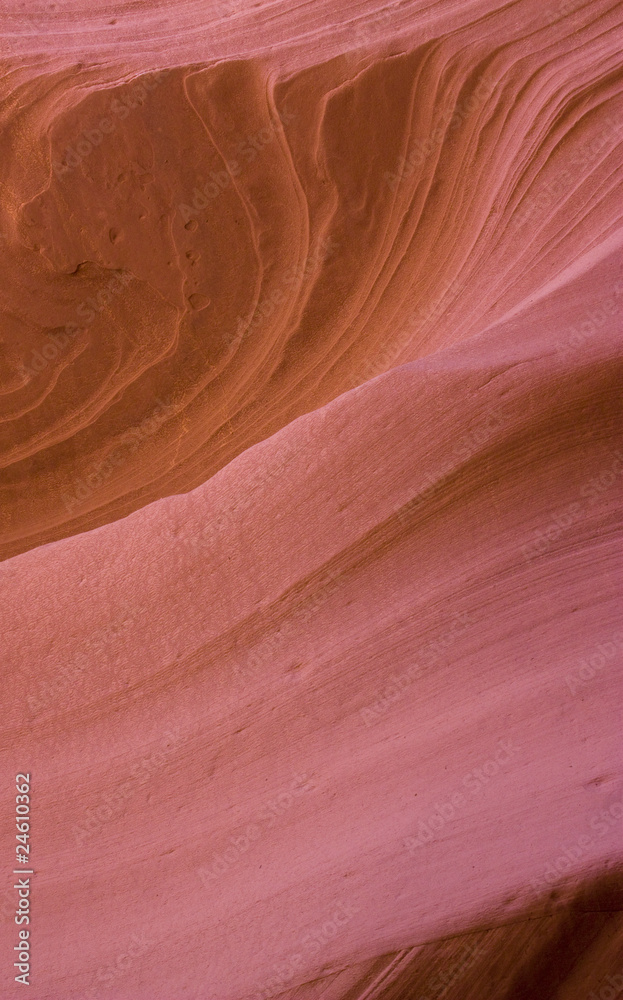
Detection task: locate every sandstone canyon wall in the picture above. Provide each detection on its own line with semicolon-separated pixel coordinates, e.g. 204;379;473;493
0;1;621;998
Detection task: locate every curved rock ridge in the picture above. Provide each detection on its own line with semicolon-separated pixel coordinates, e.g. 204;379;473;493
258;879;622;1000
1;0;622;558
1;243;621;995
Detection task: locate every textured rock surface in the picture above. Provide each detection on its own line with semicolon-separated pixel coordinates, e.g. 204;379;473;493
0;0;621;997
1;0;621;558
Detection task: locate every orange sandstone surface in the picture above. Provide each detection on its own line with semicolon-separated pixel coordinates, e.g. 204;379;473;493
0;1;621;997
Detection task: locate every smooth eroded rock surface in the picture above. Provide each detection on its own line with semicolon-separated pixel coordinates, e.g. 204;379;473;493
0;1;621;997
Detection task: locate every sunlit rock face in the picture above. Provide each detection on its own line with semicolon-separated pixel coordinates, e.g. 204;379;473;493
0;0;621;998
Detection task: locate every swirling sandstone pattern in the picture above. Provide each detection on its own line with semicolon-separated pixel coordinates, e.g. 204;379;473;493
1;0;621;558
0;0;621;997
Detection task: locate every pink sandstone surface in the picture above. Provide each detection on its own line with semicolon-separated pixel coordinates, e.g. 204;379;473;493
0;0;622;997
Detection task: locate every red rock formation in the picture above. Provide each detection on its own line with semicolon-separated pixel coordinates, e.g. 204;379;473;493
0;0;621;997
1;1;621;558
